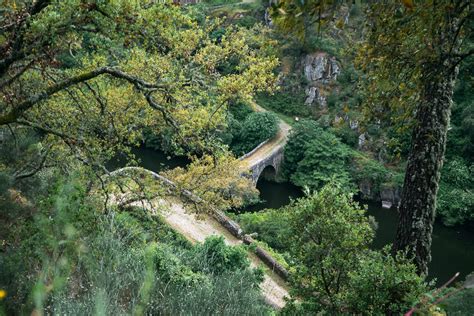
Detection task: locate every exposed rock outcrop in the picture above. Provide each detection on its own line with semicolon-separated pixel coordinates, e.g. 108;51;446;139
304;53;340;83
305;86;327;107
303;52;340;108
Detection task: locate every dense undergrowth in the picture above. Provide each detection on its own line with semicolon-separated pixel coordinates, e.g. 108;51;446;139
0;175;269;315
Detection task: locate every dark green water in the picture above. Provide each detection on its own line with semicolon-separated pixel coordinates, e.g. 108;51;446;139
127;146;474;285
362;199;474;285
109;146;189;172
243;178;304;211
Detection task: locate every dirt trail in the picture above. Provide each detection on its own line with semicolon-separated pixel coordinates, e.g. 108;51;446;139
145;199;290;309
154;103;293;308
118;100;294;309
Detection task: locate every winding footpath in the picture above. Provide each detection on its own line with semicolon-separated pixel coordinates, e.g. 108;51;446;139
111;101;293;309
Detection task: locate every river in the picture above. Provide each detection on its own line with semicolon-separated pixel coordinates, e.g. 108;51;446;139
125;146;474;285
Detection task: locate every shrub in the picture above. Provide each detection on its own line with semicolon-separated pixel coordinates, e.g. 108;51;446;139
280;120;320;179
229;101;254;122
282;120;352;190
0;175;270;315
439;286;474;315
330;125;359;147
231;112;278;155
255;91;310;117
346;248;427;315
238;209;292;251
281;184;374;312
278;184;428;314
190;236;251;275
350;152;392;196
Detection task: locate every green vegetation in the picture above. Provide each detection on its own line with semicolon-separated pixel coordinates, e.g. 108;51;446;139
0;1;276;314
204;0;240;5
273;0;474;275
280;119;406;203
351;151;405;197
289;128;351;189
238;208;291;252
437;56;474;226
255;92;310;118
241;183;427;314
219;102;280;156
230;111;279;156
0;175;268;315
439;286;474;316
1;0;473;315
437;158;474;226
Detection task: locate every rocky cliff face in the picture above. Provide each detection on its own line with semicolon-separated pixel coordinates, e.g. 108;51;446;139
303;52;340;107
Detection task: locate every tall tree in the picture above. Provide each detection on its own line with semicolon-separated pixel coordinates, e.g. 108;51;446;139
272;0;473;274
359;1;473;275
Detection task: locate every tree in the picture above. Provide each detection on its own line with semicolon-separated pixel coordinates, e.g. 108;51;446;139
0;1;278;178
161;153;259;211
359;1;474;275
280;120;320;179
282;120;352;190
281;183;426;314
284;184;374;312
231;111;279;155
292;130;351;189
345;249;427;315
273;0;474;275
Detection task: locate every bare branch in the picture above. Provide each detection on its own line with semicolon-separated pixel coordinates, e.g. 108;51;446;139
0;59;35;89
16;119;79;142
144;92;180;130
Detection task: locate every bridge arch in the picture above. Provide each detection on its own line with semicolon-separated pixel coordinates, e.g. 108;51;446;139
256;165;277;183
247;146;284;185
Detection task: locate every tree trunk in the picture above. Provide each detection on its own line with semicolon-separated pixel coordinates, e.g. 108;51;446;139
392;66;457;276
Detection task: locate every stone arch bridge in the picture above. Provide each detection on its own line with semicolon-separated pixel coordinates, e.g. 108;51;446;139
239;106;291;185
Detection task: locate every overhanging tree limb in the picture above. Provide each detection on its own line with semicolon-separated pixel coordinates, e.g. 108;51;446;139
0;67;166;126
